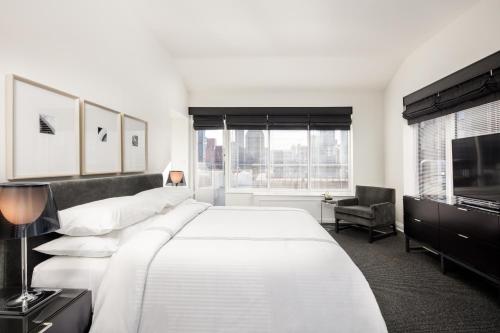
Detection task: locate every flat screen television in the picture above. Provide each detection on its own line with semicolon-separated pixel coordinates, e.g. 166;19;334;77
452;132;500;203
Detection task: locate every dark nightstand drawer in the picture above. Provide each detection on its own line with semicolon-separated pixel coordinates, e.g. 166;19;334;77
439;204;500;246
0;289;91;333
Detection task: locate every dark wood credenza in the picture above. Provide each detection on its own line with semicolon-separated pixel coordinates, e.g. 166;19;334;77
403;195;500;288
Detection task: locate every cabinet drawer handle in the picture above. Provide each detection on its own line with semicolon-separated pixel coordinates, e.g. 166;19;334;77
413;198;421;201
458;234;469;239
457;207;469;212
38;322;53;333
413;218;422;223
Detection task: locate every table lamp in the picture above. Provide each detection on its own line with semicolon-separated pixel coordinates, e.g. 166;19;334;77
0;183;61;315
166;170;185;186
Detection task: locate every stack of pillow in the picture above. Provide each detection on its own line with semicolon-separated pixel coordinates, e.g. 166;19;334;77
34;187;194;258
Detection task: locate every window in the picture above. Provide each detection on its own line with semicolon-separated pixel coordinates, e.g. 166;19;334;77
416;117;448;197
195;130;225;205
270;130;308;189
416;100;500;198
228;129;351;192
229;130;268;188
310;130;349;190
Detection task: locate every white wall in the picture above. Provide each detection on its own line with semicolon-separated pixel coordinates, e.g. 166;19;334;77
0;0;189;182
384;0;500;226
190;89;385;218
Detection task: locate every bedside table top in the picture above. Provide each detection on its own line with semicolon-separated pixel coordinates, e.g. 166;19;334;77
0;289;90;333
321;199;337;204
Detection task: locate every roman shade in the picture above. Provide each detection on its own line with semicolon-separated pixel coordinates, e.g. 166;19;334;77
225;115;267;130
309;114;352;130
267;115;309;130
192;115;224;130
403;51;500;124
189;107;352;130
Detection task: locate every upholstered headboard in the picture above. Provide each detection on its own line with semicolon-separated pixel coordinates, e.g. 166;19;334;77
0;173;164;288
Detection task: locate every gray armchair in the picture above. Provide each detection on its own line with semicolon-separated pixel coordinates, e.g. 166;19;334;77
334;185;396;243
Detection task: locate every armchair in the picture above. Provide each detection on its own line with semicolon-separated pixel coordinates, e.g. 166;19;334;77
334;185;396;243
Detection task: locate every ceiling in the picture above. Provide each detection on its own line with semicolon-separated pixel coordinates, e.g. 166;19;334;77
134;0;478;92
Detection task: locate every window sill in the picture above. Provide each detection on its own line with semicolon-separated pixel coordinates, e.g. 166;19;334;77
225;190;354;197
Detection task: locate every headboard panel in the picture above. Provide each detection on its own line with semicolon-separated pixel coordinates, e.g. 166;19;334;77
1;174;164;288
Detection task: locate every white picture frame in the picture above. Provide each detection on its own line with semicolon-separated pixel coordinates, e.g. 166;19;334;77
121;114;147;173
5;74;80;180
81;100;122;175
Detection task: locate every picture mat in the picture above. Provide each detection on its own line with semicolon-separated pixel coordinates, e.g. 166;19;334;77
83;103;121;174
122;116;147;172
12;79;79;178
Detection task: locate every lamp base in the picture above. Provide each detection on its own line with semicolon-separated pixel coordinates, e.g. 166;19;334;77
6;290;41;307
0;288;61;315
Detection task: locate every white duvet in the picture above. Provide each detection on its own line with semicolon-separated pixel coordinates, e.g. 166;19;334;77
91;203;387;333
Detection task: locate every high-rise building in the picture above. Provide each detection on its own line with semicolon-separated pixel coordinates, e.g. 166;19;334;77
245;130;265;164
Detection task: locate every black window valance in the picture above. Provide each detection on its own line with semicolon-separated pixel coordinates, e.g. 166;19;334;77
189;107;352;130
403;51;500;124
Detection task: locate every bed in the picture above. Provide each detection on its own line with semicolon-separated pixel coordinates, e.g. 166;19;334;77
3;174;387;333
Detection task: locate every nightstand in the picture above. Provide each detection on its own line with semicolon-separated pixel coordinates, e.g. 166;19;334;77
320;199;337;224
0;289;91;333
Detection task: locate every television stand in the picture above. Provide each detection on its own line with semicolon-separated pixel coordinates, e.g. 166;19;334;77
404;195;500;293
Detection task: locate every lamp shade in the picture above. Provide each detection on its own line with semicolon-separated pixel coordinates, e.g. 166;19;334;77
166;171;185;186
0;183;59;240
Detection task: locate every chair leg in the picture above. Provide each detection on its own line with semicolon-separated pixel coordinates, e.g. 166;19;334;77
405;236;410;253
368;227;373;243
335;218;339;233
392;223;397;236
440;255;446;275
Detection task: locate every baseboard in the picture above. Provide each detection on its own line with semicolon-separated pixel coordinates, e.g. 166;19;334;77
396;221;403;232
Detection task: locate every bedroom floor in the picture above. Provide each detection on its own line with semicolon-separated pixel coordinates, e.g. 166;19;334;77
325;226;500;333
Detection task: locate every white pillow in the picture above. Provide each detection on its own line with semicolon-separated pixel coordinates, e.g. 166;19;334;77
34;235;119;257
57;196;160;236
37;214;163;257
135;187;193;212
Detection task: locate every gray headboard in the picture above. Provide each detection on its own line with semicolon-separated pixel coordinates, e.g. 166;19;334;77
0;173;163;288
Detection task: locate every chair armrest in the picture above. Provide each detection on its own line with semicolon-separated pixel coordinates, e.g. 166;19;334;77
337;197;359;206
370;202;395;224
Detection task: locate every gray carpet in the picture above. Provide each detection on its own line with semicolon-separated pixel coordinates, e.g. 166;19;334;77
325;226;500;333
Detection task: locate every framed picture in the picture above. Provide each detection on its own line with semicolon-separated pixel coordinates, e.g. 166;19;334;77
81;101;122;175
121;114;147;173
5;74;80;180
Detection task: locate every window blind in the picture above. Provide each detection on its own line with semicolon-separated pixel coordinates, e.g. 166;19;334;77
417;117;448;197
455;100;500;138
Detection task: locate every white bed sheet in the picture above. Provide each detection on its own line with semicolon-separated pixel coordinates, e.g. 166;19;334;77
91;205;387;333
31;256;109;305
